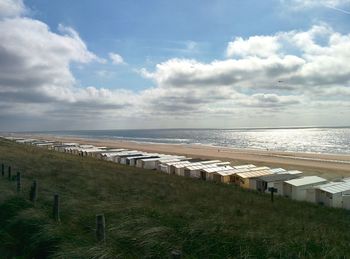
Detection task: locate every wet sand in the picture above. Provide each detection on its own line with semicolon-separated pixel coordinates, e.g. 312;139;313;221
17;134;350;179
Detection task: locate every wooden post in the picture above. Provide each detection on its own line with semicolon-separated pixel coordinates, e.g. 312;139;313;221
171;250;182;259
1;163;4;176
29;180;38;203
53;194;60;222
268;187;277;203
96;214;106;242
8;166;11;180
16;172;21;193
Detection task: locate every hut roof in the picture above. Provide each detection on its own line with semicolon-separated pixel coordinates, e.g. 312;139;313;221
284;176;327;187
257;173;300;182
317;181;350;194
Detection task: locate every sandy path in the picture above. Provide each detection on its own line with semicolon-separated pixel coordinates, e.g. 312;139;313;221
16;134;350;179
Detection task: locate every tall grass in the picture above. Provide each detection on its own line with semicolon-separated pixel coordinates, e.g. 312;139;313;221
1;139;350;258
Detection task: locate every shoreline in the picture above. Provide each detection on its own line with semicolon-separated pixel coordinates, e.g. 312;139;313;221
14;133;350;179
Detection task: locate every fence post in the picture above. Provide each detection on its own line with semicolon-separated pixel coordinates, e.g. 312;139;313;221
1;163;4;176
171;250;182;259
268;187;277;203
29;180;38;203
96;214;106;242
8;166;11;180
16;172;21;193
53;194;60;222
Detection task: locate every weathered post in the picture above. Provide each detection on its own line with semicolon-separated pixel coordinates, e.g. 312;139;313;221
96;214;106;242
171;250;182;259
16;172;21;193
8;166;11;180
29;180;38;203
1;163;4;176
53;194;60;222
268;187;277;203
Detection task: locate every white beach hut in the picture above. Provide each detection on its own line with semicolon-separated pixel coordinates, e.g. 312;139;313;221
184;162;231;178
98;149;127;159
154;157;188;171
126;154;160;166
201;166;234;181
55;143;78;152
175;160;222;177
160;159;201;174
308;180;350;207
283;176;328;201
115;151;143;163
137;156;187;170
254;173;301;194
159;160;190;174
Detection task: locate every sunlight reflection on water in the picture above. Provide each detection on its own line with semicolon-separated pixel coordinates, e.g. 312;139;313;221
34;127;350;154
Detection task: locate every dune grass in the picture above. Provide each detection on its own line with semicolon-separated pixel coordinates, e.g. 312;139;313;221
1;139;350;258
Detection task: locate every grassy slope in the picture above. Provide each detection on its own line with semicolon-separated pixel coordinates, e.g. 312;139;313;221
1;139;350;258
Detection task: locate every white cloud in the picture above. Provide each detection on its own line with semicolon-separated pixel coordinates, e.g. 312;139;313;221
226;36;281;58
282;0;350;7
0;0;349;130
0;0;25;18
109;52;125;65
0;7;132;121
137;23;350;120
281;0;350;14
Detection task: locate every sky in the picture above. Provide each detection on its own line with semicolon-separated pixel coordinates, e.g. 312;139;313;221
0;0;350;131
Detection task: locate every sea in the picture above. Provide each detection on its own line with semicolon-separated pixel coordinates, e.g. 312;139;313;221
26;127;350;155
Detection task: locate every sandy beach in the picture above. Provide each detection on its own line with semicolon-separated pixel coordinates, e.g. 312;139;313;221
15;133;350;180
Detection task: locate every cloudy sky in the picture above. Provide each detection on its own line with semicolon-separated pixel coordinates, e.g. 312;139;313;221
0;0;349;131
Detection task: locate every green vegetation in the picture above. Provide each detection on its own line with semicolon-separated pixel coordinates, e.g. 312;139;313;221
1;139;350;258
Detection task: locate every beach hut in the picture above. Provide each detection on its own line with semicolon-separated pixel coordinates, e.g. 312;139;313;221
235;170;274;189
231;167;270;185
200;166;234;181
54;143;78;152
283;176;328;201
115;152;143;163
160;159;202;174
70;145;95;155
210;168;238;183
120;154;147;165
15;138;37;144
83;147;108;157
308;180;350;207
174;161;202;176
67;146;79;154
78;148;98;156
158;160;190;174
97;149;127;159
154;157;188;171
175;160;222;177
99;150;129;161
126;154;160;166
137;156;187;170
36;142;59;149
31;141;52;146
254;173;301;194
184;162;231;178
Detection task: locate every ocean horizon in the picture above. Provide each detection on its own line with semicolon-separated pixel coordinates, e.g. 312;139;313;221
10;126;350;155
